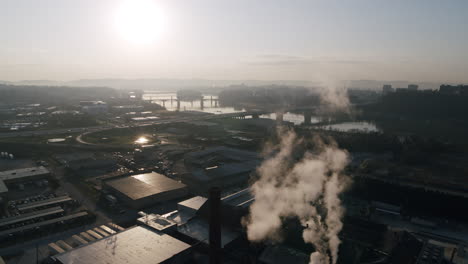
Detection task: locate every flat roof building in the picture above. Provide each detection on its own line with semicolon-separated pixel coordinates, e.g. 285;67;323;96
0;206;64;229
0;166;50;182
53;226;191;264
0;211;90;242
184;147;260;193
17;195;73;212
0;166;50;195
103;172;188;209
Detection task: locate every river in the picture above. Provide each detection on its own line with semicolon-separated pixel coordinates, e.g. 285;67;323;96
143;92;379;132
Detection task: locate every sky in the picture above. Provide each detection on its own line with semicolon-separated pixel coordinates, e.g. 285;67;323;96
1;0;468;83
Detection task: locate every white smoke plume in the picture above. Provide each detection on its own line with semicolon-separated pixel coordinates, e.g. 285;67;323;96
244;130;350;264
316;78;352;115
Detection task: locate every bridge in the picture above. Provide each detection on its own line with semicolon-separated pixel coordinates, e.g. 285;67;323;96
145;96;220;109
144;94;321;123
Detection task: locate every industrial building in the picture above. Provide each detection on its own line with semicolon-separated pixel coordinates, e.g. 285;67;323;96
183;147;260;193
16;195;73;212
0;211;92;243
80;101;108;115
0;206;64;231
54;152;117;172
138;188;253;250
53;226;192;264
0;166;51;196
103;172;188;209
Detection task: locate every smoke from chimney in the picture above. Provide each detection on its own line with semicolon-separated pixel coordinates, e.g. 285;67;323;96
243;130;350;264
316;78;353;116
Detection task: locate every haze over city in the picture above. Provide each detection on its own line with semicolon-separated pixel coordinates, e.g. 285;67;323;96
1;1;468;264
1;0;468;83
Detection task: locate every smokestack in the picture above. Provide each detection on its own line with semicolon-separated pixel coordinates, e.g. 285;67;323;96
326;248;332;263
209;187;222;264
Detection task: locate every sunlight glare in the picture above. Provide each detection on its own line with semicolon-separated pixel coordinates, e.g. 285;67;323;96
135;136;150;144
114;0;166;44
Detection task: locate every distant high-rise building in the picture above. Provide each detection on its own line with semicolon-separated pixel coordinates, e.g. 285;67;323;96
439;84;468;95
382;84;394;94
408;84;419;91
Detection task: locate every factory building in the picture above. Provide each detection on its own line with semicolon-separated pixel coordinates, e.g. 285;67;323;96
183;147;260;193
138;188;253;251
0;211;91;243
80;101;108;115
0;166;51;196
53;226;192;264
102;172;188;209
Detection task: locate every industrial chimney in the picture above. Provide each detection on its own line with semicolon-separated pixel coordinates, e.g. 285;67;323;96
209;187;222;264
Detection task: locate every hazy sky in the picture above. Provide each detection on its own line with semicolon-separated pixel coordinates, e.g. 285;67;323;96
1;0;468;82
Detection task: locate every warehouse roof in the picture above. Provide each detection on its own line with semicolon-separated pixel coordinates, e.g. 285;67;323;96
191;161;259;182
222;188;254;208
178;218;238;248
105;172;186;201
178;196;207;211
185;146;259;166
0;206;63;227
0;166;50;181
0;166;50;194
54;226;191;264
0;181;7;194
0;211;88;238
17;195;72;211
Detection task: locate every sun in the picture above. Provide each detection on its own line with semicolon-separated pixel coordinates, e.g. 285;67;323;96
114;0;166;44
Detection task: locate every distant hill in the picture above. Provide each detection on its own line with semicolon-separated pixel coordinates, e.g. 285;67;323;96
0;78;452;91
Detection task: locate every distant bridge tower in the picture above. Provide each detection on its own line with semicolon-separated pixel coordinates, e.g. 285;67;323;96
303;111;312;125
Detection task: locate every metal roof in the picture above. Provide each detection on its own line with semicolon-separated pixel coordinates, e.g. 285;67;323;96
0;166;50;181
0;181;7;194
185;147;259;164
17;196;72;211
178;196;207;211
105;172;187;201
54;226;191;264
0;206;63;227
137;214;177;232
222;188;254;208
190;161;259;182
0;211;88;238
177;218;238;248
